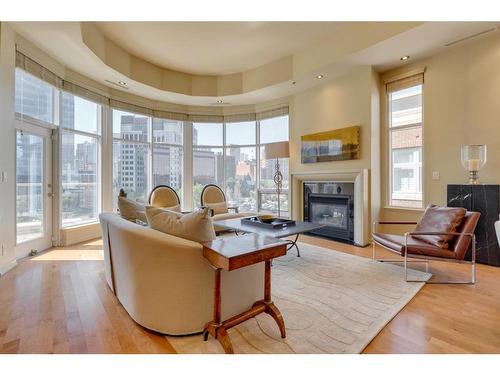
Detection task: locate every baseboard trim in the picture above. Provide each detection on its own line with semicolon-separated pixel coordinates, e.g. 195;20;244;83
0;259;18;276
60;222;101;246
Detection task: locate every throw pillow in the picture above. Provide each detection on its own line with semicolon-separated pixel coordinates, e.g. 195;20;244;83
412;204;466;249
118;196;148;223
164;204;181;213
205;201;228;215
146;206;216;243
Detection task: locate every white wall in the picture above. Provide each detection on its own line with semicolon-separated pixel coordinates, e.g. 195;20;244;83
289;66;380;229
0;23;18;274
380;31;500;225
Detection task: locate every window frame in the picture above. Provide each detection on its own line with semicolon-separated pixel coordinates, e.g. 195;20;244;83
111;109;153;207
15;67;60;128
152;118;184;202
190;116;290;215
387;82;424;209
59;92;102;229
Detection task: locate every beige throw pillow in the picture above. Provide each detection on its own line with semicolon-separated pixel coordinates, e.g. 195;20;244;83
164;204;181;213
146;206;216;243
205;201;228;215
118;196;148;223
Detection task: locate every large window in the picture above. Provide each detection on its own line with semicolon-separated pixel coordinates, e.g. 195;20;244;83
15;68;58;125
191;115;289;214
388;81;423;208
153;119;183;201
192;122;224;206
61;92;101;227
259;115;290;214
225;121;257;212
112;110;151;207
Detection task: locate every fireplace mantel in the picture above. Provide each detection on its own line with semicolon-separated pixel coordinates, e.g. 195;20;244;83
290;169;370;246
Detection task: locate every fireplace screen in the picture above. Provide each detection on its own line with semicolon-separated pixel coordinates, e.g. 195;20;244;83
310;201;348;229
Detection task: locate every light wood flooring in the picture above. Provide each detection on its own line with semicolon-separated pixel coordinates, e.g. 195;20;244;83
1;236;499;354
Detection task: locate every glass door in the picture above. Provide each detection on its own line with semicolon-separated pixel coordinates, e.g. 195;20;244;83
15;127;53;258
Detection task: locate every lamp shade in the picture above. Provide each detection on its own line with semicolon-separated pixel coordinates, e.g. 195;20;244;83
264;141;290;159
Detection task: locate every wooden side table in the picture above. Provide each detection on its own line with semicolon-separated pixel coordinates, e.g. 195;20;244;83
202;233;287;354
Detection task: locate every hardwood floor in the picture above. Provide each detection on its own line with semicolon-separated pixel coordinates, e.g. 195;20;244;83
1;236;499;354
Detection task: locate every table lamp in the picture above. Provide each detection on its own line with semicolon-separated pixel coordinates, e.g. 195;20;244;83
264;141;290;217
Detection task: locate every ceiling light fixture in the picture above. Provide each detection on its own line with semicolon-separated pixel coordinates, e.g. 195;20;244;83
400;56;410;61
118;81;127;86
216;99;223;103
316;74;324;79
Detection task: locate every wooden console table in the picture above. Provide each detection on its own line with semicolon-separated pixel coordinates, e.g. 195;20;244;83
202;233;288;354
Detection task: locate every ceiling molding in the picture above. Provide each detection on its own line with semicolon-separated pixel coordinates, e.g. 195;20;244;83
81;22;294;97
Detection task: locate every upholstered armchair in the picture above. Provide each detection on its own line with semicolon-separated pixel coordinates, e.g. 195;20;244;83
372;204;480;284
200;184;252;232
148;185;181;211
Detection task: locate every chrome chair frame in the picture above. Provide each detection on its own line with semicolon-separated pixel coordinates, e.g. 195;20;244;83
372;221;476;284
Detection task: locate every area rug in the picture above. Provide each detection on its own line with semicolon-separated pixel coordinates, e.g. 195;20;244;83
168;243;431;354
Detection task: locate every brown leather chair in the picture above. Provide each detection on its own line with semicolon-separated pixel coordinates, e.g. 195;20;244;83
372;209;480;284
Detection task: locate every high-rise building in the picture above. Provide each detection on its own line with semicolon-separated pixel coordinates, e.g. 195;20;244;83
152;119;183;191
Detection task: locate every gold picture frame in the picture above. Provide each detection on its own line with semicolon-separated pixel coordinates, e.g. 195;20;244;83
301;125;360;163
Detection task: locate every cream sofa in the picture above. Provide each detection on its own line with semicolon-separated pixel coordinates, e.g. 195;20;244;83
99;213;264;335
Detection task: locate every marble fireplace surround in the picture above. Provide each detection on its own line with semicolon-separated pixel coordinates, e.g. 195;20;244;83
290;169;370;246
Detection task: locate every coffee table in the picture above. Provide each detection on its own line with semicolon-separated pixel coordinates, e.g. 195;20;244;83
213;217;324;257
202;233;288;354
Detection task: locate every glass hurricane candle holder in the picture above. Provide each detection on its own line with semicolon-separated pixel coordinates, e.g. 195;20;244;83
461;145;487;185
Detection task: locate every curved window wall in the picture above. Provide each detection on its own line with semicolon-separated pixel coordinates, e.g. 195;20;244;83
14;57;290;241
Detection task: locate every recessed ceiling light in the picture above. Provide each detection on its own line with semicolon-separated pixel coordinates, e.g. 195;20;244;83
216;99;223;103
400;56;410;61
118;81;127;86
316;74;324;79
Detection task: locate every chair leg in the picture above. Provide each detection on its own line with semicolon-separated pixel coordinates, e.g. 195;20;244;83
404;236;476;284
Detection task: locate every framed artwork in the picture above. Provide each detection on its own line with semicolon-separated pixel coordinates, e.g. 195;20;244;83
301;125;360;163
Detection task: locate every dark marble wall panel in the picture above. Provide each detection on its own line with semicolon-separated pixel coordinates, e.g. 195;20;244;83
447;184;500;266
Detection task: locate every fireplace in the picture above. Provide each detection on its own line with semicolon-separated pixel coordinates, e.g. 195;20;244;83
303;182;355;243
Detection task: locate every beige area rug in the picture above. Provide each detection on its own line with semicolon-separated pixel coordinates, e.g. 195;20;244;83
168;243;431;354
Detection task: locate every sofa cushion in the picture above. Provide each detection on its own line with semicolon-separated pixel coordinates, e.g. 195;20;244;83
146;206;216;243
412;204;466;249
118;196;148;223
205;201;228;215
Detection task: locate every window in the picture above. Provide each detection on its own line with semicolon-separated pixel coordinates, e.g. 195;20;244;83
191;115;289;214
388;80;423;208
259;115;289;144
61;93;101;227
112;110;151;206
15;68;58;125
153;119;183;201
258;115;290;215
16;132;44;243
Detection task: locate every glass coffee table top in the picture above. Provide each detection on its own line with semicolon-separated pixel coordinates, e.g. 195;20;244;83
214;217;325;257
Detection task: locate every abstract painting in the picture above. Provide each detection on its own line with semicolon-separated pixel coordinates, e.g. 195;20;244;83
301;125;360;163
